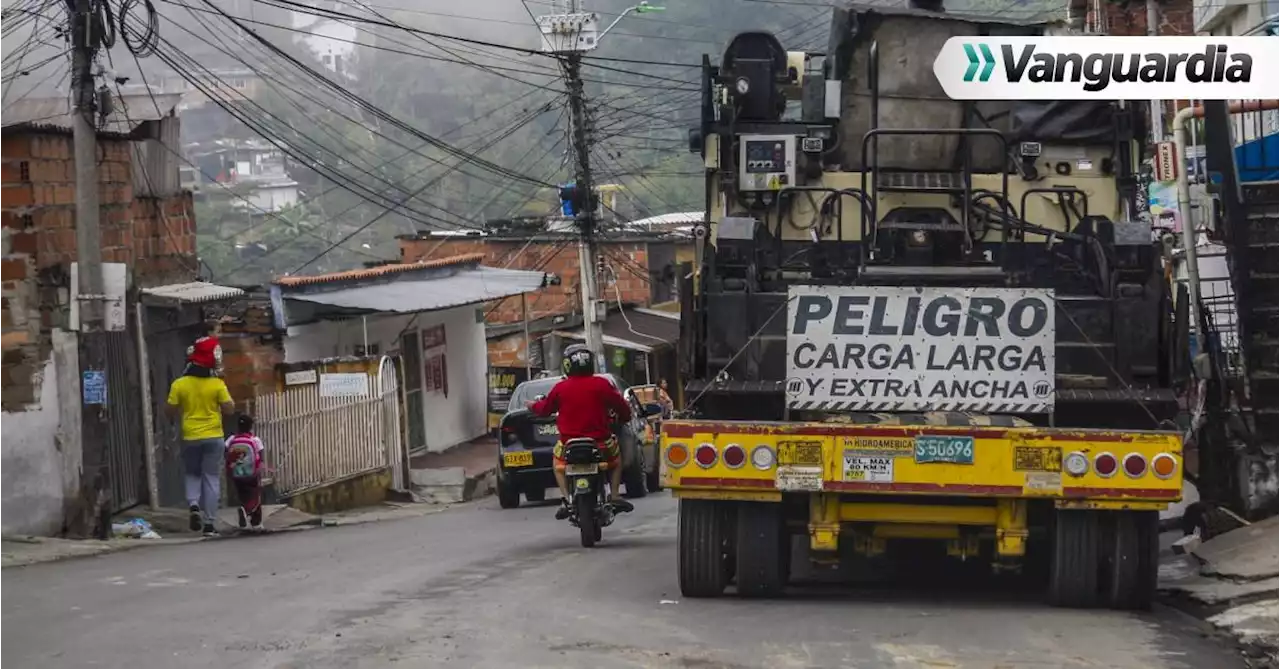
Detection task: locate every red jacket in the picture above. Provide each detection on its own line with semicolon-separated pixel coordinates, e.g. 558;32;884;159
529;375;632;442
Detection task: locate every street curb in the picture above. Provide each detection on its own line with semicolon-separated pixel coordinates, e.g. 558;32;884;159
1;536;204;570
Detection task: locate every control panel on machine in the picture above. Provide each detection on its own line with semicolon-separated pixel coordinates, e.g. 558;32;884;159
738;134;796;192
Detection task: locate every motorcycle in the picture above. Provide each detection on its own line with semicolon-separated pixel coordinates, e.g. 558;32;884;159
561;437;615;548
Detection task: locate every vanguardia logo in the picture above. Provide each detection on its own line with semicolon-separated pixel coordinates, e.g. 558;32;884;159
961;42;1254;92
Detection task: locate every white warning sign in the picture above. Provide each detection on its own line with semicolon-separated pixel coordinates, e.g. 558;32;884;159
786;286;1056;413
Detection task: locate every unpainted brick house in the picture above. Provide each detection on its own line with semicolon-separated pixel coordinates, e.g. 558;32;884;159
0;97;209;536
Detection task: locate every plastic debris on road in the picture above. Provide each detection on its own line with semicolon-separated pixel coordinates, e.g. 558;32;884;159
111;518;162;539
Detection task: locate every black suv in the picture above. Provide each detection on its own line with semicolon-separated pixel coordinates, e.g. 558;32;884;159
495;373;658;509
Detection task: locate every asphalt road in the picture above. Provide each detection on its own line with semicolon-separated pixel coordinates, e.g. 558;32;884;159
2;494;1244;669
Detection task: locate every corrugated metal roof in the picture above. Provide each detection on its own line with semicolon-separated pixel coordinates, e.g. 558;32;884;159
2;93;184;135
274;253;485;287
281;266;546;313
550;307;681;352
140;282;246;305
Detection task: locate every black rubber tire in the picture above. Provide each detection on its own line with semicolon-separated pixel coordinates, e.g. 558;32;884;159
497;474;521;509
577;495;597;548
1108;511;1158;610
735;502;786;598
646;468;663;493
678;499;730;598
525;487;546;503
624;461;648;499
1049;510;1100;608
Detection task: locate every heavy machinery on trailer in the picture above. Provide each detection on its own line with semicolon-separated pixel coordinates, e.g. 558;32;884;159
663;3;1188;609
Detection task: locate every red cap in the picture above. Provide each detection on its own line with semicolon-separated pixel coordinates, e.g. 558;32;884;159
187;336;222;369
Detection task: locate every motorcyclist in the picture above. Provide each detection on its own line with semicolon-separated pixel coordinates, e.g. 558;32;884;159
527;344;636;520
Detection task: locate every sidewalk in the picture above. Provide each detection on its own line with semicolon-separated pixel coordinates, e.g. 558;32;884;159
409;435;498;503
1;500;452;569
1160;515;1279;668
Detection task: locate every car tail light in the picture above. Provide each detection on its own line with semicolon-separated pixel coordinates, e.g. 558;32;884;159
1123;453;1148;478
1152;453;1178;479
723;444;746;469
1064;451;1089;477
694;443;718;468
751;445;775;470
1094;452;1118;478
666;443;689;468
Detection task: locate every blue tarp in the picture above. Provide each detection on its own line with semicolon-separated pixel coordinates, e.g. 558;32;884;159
1236;132;1278;182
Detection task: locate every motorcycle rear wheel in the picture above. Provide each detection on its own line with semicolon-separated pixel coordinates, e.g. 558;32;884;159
577;495;598;548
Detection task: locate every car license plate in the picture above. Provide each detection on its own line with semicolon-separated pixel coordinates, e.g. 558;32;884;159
914;435;975;464
778;440;823;466
565;463;598;476
503;451;534;468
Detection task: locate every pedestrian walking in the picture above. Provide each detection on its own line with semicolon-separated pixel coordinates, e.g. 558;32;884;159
225;414;266;531
167;332;234;537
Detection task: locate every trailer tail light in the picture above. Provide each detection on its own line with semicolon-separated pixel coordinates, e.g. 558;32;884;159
1064;451;1089;477
1094;452;1118;478
694;443;718;469
751;445;775;470
1123;453;1148;478
722;444;746;469
666;443;689;468
1152;453;1178;479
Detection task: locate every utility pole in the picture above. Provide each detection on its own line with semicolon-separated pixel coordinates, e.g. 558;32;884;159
537;1;663;371
70;0;110;537
1146;0;1165;142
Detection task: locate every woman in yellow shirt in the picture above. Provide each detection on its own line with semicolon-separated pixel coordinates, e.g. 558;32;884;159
167;334;234;536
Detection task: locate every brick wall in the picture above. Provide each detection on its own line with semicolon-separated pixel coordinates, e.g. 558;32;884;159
217;301;285;412
1101;0;1196;127
398;237;653;325
1;129;199;408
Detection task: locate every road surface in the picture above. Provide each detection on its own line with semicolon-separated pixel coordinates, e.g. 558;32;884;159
2;494;1243;668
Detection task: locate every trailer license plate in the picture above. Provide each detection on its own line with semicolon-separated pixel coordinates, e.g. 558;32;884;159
778;440;823;466
565;463;598;476
504;451;534;468
843;455;894;483
914;436;975;464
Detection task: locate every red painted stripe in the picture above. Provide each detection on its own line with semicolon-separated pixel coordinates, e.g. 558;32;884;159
1063;487;1180;499
679;476;777;489
662;421;1168;444
825;481;1025;495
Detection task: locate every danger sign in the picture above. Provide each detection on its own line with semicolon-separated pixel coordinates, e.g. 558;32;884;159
785;286;1056;413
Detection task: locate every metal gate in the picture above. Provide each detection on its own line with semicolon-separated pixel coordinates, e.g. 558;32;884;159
255;356;406;496
101;327;146;512
143;309;207;508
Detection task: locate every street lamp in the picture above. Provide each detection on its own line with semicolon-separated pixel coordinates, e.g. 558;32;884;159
598;1;667;41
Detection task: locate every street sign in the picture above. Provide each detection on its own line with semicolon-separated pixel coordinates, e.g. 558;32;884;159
83;370;106;405
1154;141;1179;182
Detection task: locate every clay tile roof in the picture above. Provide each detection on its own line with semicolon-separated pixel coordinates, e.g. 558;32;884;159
274;253;485;288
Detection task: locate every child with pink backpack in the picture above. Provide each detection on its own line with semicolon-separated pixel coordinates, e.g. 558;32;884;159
225;414;266;530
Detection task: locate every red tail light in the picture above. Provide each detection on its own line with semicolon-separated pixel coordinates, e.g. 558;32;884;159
1094;452;1118;478
723;444;746;469
1123;453;1147;478
694;443;718;468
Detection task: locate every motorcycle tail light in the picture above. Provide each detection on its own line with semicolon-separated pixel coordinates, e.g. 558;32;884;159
694;443;717;468
723;444;746;469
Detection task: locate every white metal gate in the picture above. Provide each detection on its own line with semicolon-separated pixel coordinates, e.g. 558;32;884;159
255;357;405;496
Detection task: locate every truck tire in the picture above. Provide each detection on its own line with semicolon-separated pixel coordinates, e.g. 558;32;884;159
1107;511;1158;610
679;499;730;598
1049;510;1100;608
735;502;786;598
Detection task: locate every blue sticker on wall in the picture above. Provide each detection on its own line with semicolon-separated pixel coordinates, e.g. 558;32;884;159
83;370;106;405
